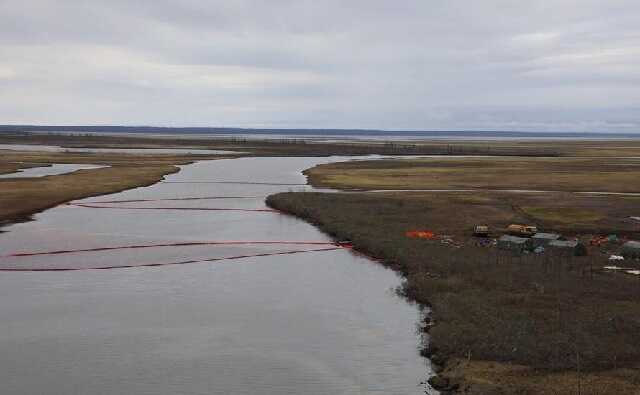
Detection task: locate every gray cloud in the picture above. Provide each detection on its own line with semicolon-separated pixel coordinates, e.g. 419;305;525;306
1;0;639;131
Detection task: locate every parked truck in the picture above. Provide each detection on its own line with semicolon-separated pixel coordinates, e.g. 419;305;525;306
507;224;538;237
473;225;489;237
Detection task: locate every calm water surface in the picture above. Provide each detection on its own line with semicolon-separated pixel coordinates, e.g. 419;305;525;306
0;157;434;394
0;163;107;179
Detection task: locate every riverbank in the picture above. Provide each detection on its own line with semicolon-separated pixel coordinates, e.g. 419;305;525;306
0;151;221;230
0;161;46;176
266;191;640;393
267;151;640;394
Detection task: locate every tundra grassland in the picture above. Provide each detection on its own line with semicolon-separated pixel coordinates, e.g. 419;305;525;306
304;156;640;193
268;154;640;394
8;131;640;157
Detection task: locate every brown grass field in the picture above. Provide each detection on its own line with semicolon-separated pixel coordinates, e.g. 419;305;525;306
268;151;640;394
305;156;640;193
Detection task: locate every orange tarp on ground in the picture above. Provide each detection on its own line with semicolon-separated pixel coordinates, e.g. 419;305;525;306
406;230;437;240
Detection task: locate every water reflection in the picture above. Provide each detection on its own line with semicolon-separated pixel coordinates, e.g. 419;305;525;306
0;163;107;179
0;157;434;394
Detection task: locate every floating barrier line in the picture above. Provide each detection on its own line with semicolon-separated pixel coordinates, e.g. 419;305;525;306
162;181;306;186
67;203;277;213
0;247;342;272
5;240;349;258
84;196;260;204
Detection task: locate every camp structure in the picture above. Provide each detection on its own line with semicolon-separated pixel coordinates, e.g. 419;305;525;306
473;225;489;237
547;240;586;256
507;224;538;237
621;241;640;259
530;233;561;249
497;235;529;253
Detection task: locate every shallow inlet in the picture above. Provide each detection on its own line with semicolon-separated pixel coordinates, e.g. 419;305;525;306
0;163;107;179
0;156;434;395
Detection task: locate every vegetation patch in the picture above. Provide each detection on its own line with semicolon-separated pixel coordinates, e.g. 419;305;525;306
522;207;604;225
304;157;640;193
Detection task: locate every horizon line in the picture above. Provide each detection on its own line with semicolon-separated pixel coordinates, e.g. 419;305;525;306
1;124;639;136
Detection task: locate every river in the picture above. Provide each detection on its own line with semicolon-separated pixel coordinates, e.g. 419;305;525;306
0;156;434;394
0;163;107;179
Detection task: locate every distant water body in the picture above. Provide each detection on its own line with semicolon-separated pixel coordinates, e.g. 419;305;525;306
1;126;639;141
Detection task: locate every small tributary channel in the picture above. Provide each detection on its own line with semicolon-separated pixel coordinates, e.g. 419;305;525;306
0;163;107;179
0;157;435;394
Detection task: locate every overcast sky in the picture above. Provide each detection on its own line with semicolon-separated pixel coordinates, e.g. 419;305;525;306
1;1;639;131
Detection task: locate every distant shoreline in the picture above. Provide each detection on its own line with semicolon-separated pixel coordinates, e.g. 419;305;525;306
1;125;639;140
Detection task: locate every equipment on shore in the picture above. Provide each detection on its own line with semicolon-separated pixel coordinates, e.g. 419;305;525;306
591;234;620;246
530;233;561;249
507;224;538;237
622;241;640;259
497;235;529;253
547;239;588;256
406;230;437;240
473;225;489;237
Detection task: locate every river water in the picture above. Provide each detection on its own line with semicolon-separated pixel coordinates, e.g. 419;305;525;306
0;163;107;179
0;157;433;394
